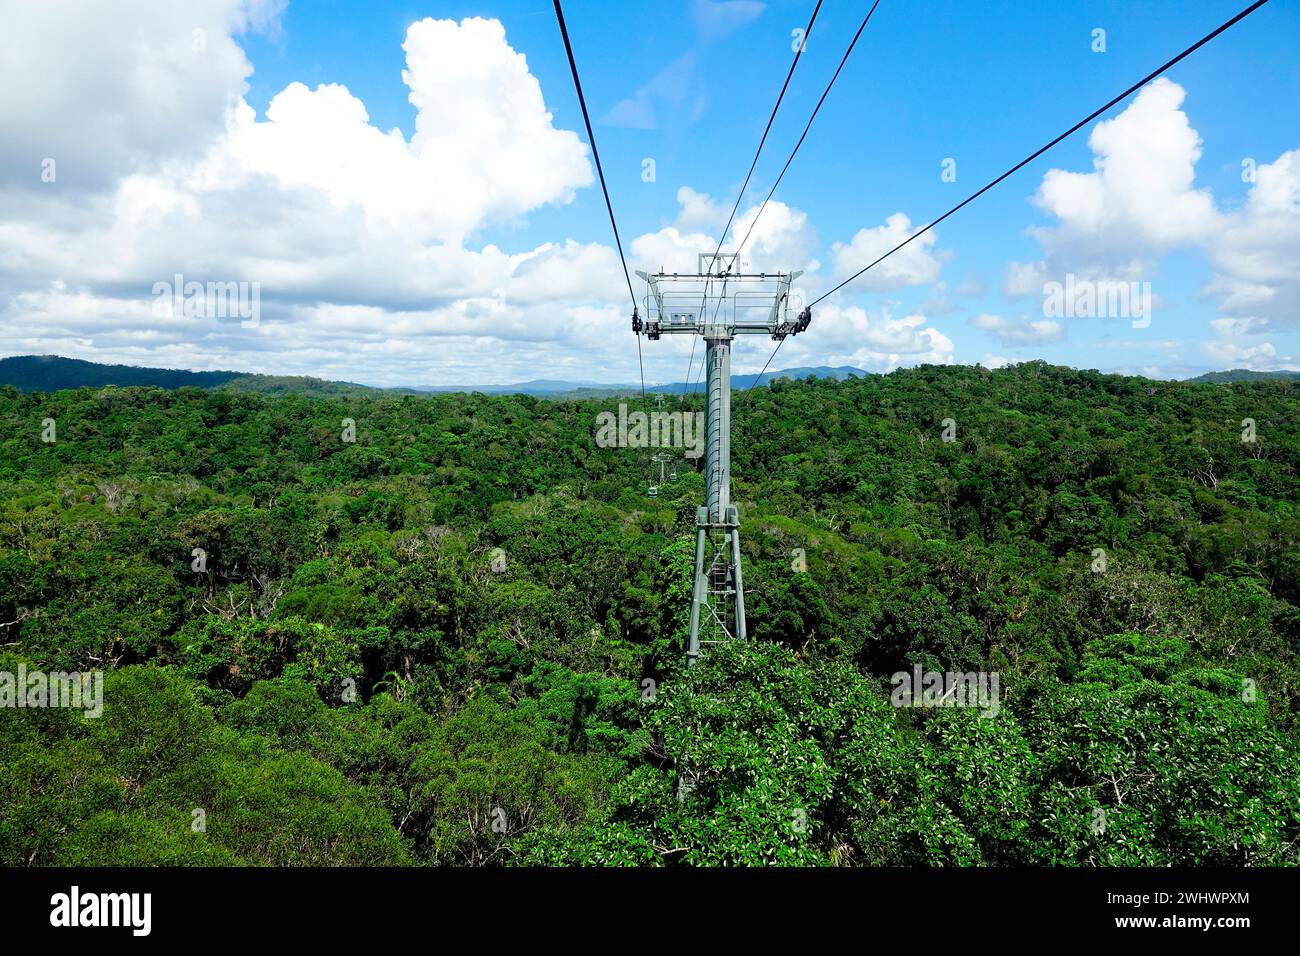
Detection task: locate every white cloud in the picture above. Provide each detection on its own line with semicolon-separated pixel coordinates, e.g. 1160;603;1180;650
830;214;944;292
1006;79;1299;349
785;303;953;372
0;278;641;386
1002;260;1049;299
9;8;1282;388
1209;317;1266;338
630;189;721;274
1200;309;1298;372
674;186;729;231
0;11;646;386
731;199;816;271
0;0;283;190
228;18;592;242
1004;79;1213;294
1204;148;1300;329
1201;338;1297;370
921;277;986;316
970;313;1065;346
630;225;718;276
630;187;816;276
1028;79;1220;261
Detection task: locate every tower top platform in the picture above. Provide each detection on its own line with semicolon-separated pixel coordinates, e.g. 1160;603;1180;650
635;254;809;341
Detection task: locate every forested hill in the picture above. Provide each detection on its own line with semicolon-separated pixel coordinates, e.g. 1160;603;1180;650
0;354;397;398
1;361;1297;866
0;354;245;390
1187;368;1300;384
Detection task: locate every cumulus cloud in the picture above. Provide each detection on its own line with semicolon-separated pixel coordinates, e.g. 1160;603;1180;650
0;278;636;386
784;303;954;372
1204;148;1300;330
970;313;1065;346
1004;78;1218;295
630;223;718;276
674;186;729;232
731;200;817;271
1201;312;1298;371
1201;338;1297;370
26;5;1277;387
1005;79;1299;350
1029;79;1220;259
630;187;817;276
0;0;283;190
919;277;988;317
0;10;642;386
627;188;819;373
228;18;592;242
830;214;945;292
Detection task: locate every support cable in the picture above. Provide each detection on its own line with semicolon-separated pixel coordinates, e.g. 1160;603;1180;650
734;0;883;258
812;0;1272;309
712;0;878;350
553;0;646;403
704;0;825;296
682;0;824;401
749;0;1271;393
748;337;786;393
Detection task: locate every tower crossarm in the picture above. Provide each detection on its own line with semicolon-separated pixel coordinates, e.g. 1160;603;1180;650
634;266;807;340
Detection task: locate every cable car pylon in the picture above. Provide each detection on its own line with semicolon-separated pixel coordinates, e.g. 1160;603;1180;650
649;451;675;498
637;253;809;665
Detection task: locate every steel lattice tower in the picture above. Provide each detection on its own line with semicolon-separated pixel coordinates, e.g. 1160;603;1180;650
636;253;810;665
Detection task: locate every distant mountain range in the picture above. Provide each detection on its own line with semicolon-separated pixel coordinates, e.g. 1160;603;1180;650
412;365;870;397
2;355;1294;397
0;355;869;397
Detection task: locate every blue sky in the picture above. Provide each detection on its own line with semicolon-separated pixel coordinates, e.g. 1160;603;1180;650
1;0;1297;386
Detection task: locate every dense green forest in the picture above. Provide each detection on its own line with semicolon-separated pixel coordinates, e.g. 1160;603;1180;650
1;362;1297;866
